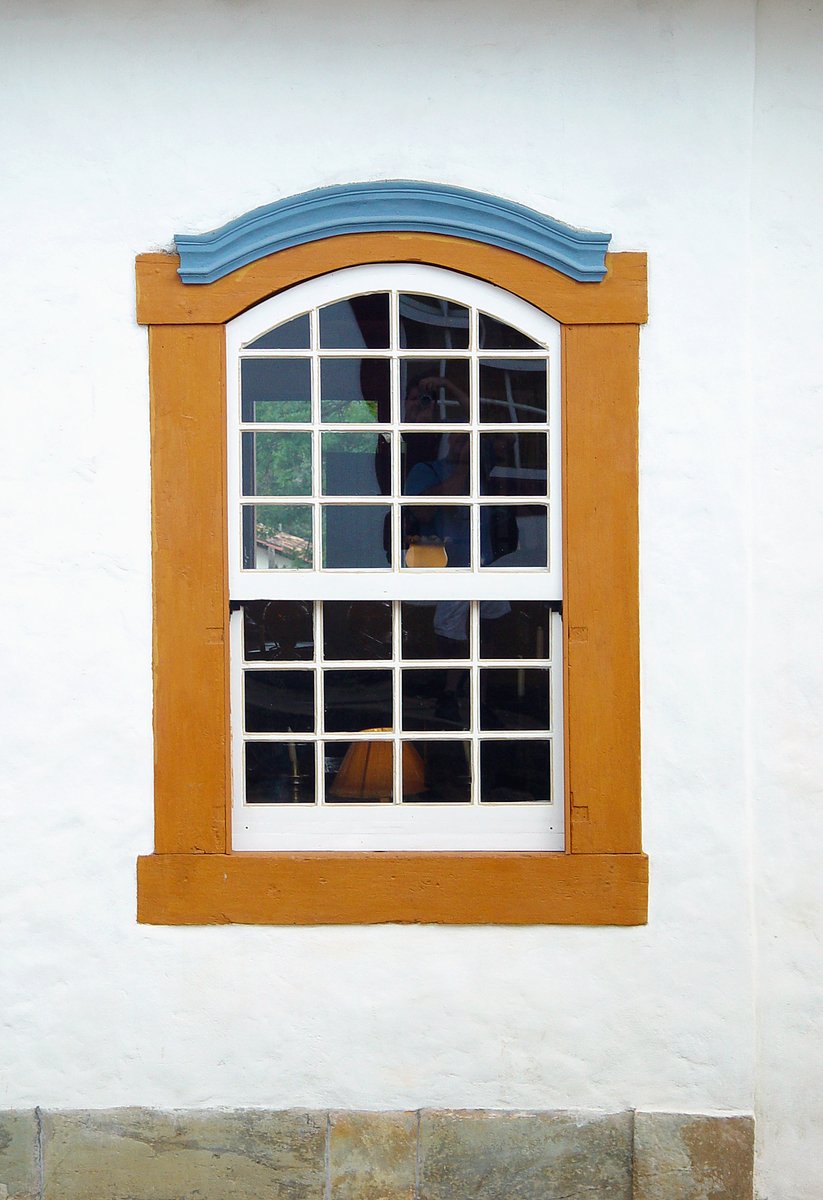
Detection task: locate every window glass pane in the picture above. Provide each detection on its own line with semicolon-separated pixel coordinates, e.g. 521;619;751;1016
243;600;314;661
322;432;389;496
245;742;315;803
479;601;551;660
241;358;311;422
480;432;547;497
241;432;312;496
320;358;390;423
399;294;470;349
479;360;547;423
401;504;471;569
478;312;541;350
480;740;551;803
323;670;393;732
400;362;470;422
480;504;547;568
480;668;550;730
402;600;471;659
323;601;392;660
323;505;391;568
246;313;310;351
319;294;390;349
401;432;470;498
403;740;471;803
244;505;313;569
325;739;393;803
245;670;314;733
402;669;470;731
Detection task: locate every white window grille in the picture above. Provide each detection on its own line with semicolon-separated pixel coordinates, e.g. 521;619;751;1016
227;264;563;850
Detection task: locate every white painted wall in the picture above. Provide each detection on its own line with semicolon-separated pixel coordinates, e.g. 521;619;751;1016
0;0;819;1194
750;3;823;1198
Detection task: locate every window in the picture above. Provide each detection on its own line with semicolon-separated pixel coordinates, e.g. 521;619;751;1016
227;265;562;851
135;188;647;924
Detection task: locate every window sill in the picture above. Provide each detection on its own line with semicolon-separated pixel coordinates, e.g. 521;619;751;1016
137;851;648;925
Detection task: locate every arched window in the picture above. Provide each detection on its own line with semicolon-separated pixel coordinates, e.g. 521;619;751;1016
135;183;647;924
227;264;563;851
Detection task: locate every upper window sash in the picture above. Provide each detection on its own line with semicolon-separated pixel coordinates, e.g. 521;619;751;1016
226;264;562;602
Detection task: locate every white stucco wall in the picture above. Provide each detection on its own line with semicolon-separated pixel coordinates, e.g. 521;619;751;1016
0;1;820;1195
750;3;823;1198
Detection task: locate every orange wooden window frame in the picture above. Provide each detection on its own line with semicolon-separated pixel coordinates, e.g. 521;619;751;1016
135;232;648;925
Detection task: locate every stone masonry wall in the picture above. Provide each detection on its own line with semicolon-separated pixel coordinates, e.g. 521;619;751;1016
0;1108;753;1200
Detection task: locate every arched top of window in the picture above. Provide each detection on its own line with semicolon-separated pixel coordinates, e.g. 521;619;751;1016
175;181;611;285
227;264;561;602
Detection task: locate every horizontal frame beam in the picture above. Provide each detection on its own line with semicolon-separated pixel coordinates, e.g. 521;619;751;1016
137;236;647;327
138;852;648;925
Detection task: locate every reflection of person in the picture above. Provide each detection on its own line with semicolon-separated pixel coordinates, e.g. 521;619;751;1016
402;373;471;566
401;372;520;568
403;372;469;424
430;600;512;726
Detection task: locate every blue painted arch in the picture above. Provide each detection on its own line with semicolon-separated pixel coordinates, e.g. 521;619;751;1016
174;181;611;285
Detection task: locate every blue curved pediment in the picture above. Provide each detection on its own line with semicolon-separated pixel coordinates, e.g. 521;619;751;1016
174;181;611;284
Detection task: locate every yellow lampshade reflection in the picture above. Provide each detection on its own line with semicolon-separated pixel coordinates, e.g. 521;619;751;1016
404;537;448;568
330;729;426;801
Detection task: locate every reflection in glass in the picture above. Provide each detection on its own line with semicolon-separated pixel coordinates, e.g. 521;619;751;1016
246;313;310;351
323;670;393;732
481;504;548;568
243;600;314;661
245;741;315;804
402;600;470;659
402;669;470;731
479;360;547;423
325;738;394;803
241;432;312;496
323;601;392;660
480;668;550;730
480;432;547;497
480;740;551;803
478;312;541;350
319;294;390;349
323;505;391;568
244;670;314;733
401;504;470;568
478;504;519;565
400;360;470;422
403;740;471;803
401;433;470;497
480;601;551;660
241;358;311;422
320;358;390;423
322;432;389;496
399;294;470;349
243;504;313;570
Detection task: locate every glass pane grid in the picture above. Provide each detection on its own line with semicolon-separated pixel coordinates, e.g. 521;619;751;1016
239;601;557;807
235;290;551;574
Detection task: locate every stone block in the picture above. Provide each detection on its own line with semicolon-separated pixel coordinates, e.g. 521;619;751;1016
633;1112;754;1200
419;1108;633;1200
329;1110;417;1200
41;1108;326;1200
0;1111;39;1200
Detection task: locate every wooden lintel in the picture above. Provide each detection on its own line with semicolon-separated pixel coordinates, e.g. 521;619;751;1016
136;237;647;327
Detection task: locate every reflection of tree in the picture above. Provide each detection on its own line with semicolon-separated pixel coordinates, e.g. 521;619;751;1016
253;433;311;499
257;504;312;544
254;400;307;422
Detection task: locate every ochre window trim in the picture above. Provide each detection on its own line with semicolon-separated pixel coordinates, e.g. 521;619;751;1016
136;231;648;924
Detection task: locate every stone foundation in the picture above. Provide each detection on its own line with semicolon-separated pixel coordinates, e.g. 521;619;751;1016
0;1108;753;1200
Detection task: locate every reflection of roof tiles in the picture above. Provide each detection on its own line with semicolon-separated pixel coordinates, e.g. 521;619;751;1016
256;529;311;564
